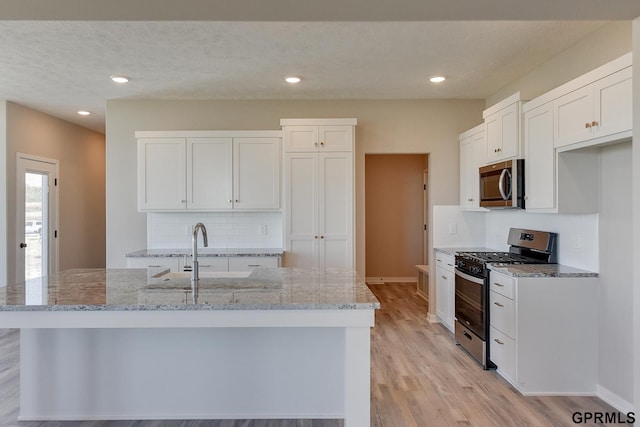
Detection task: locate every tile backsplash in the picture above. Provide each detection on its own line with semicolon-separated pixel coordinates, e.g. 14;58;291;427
147;212;283;249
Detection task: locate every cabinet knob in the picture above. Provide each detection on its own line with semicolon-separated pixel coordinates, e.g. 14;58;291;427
315;236;318;239
591;120;598;127
320;142;325;146
320;235;324;239
235;200;239;203
314;142;318;146
228;199;232;203
585;122;592;128
181;200;187;203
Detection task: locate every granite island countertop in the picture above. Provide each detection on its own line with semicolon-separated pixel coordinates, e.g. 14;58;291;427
126;248;284;257
488;263;598;278
0;267;379;311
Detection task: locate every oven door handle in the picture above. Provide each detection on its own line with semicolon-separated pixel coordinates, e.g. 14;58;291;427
455;268;484;285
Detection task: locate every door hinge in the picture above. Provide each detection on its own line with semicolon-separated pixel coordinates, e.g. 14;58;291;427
423;184;426;190
54;230;58;238
424;224;427;231
54;178;58;186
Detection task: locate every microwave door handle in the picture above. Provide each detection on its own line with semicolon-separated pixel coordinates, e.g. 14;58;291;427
498;169;512;200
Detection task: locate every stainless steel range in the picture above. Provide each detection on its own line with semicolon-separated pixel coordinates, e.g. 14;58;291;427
453;228;558;369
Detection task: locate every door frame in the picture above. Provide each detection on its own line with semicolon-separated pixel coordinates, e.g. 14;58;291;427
16;152;59;281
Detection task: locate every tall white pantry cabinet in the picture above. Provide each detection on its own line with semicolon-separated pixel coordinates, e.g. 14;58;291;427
282;119;356;270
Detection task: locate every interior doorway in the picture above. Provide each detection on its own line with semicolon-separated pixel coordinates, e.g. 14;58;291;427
365;154;429;283
16;153;58;285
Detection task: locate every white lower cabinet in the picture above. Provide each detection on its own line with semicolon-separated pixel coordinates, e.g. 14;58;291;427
434;251;455;332
489;270;598;394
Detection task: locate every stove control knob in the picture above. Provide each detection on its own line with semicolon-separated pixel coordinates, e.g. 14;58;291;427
456;260;465;269
470;265;483;276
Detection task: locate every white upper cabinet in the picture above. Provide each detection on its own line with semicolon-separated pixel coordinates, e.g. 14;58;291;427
523;102;555;210
187;138;233;210
553;59;632;149
459;124;486;210
483;93;523;163
282;119;355;153
138;138;187;210
233;138;281;210
136;131;281;212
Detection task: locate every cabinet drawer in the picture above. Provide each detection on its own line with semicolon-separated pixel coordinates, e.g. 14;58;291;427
489;271;515;299
490;291;516;339
127;257;181;272
229;256;279;271
435;252;455;272
196;258;229;272
490;326;516;381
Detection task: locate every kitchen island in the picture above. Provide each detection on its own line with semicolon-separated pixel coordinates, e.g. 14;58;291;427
0;268;379;426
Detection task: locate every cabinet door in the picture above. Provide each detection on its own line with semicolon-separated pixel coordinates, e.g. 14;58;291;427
284;126;318;152
524;103;555;210
319;152;353;270
554;85;594;148
593;67;632;140
435;266;452;330
318;125;353;152
485;103;519;162
233;138;281;209
138;138;186;210
285;152;319;268
187;138;233;210
460;129;485;209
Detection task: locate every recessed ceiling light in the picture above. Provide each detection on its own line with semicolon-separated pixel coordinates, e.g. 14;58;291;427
110;75;129;83
77;110;91;116
285;76;301;84
430;76;446;83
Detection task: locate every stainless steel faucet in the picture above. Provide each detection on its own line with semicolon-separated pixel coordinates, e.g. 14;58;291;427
192;222;208;281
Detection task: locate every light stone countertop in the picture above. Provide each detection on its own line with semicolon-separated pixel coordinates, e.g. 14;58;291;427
0;268;379;311
126;248;284;257
488;263;598;278
434;247;498;257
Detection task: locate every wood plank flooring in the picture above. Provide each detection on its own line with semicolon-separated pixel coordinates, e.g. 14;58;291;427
0;282;616;426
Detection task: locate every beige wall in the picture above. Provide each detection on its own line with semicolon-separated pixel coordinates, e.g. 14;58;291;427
5;102;106;283
487;22;632;107
365;154;427;278
105;99;486;276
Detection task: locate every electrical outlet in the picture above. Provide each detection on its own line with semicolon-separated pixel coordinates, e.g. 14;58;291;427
448;223;457;234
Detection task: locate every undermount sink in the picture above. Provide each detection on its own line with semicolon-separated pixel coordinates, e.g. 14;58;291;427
154;271;252;280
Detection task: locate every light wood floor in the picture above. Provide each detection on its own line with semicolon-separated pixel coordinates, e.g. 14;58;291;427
0;282;615;426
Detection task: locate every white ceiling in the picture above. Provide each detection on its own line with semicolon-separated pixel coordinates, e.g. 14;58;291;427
1;1;639;134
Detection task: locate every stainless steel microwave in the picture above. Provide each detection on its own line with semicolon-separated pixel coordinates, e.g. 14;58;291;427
479;159;525;209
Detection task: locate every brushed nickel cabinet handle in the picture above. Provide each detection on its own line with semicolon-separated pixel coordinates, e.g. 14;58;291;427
493;283;504;287
494;338;504;345
494;302;504;307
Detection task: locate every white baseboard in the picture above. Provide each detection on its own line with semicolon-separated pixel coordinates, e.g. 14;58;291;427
597;385;634;413
427;313;439;323
365;277;417;284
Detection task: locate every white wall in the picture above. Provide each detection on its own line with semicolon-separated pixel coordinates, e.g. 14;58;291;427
632;15;640;416
105;99;485;273
484;211;599;271
597;141;633;409
432;206;485;248
0;101;6;286
147;212;282;249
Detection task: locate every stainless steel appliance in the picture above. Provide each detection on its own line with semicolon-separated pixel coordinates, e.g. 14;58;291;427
479;159;525;209
454;228;558;368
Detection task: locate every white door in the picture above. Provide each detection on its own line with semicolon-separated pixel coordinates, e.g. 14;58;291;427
187;137;233;210
16;154;58;285
233;137;280;209
318;152;353;270
138;138;186;210
285;152;319;268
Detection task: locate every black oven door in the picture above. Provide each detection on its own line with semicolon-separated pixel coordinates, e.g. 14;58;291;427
454;269;486;340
